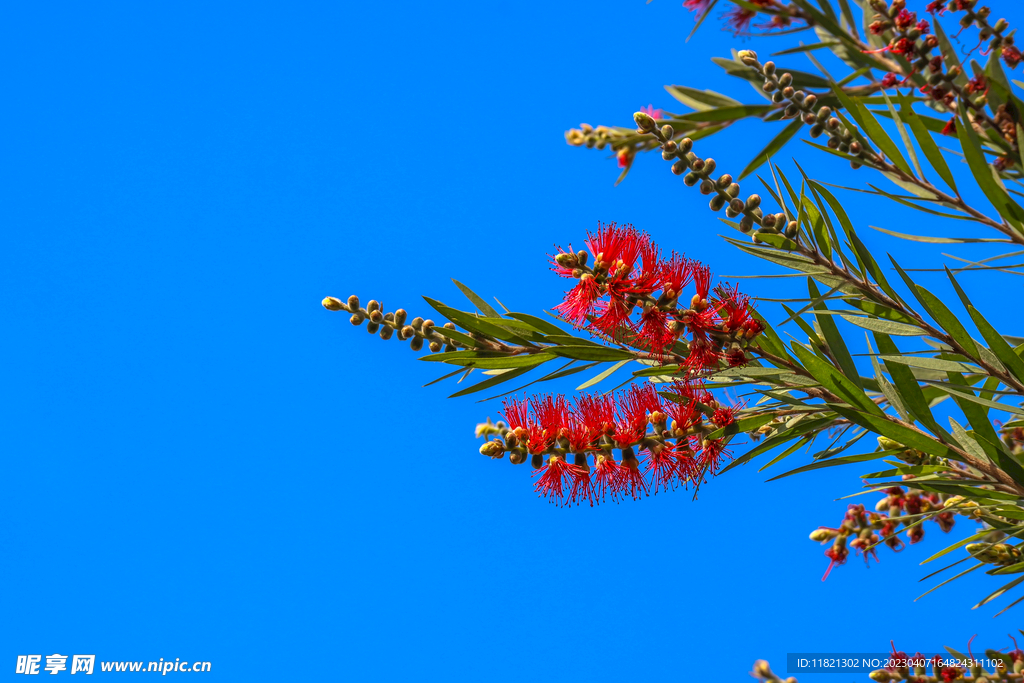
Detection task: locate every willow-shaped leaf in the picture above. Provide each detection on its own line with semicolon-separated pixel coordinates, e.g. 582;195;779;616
956;110;1024;229
808;278;862;388
550;346;633;362
840;315;923;336
576;359;631;391
507;312;565;336
448;365;534;398
791;343;881;414
832;86;912;174
888;257;978;358
452;279;500;318
870;225;1003;243
766;449;899;481
672;105;773;122
664;84;740;111
898;92;957;193
947;267;1024;384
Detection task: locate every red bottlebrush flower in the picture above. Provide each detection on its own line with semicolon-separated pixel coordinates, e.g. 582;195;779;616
574;393;616;436
869;20;887;35
925;0;946;14
619;447;649;500
965;74;987;93
741;317;763;339
941;118;957;137
666;384;700;432
822;545;848;581
671;443;698;483
555;275;601;327
534;455;584;504
908;524;925;544
939;667;962;682
591;289;635;337
586;222;644;275
881;521;905;551
880;72;899;88
501;397;531;432
936;511;955;532
613;382;660;446
1003;45;1023;69
659;253;692;302
712;405;736;428
715;284;753;333
640;104;664;121
593;454;625;502
849;535;880;565
1007;635;1024;662
567;463;594;507
644;446;679;493
635;305;674;360
698;437;730;474
684;338;721;371
627;235;662;297
916;19;930;33
691;261;711;303
893;9;917;30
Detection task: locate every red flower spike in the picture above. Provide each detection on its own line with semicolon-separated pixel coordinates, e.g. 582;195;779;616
636;306;674;360
627;235;662;297
893;9;917;30
549;245;578;278
941;118;957;136
644;447;679;493
593;454;625;502
685;338;721;371
619;448;649;500
586;222;644;275
724;6;757;33
659;253;692;302
692;262;711;303
916;19;930;33
574;393;616;436
501;397;531;431
699;437;730;475
925;0;946;14
567;465;595;507
555;275;601;327
1003;46;1022;69
591;290;635;338
881;72;899;89
614;382;661;446
712;405;736;428
534;455;584;505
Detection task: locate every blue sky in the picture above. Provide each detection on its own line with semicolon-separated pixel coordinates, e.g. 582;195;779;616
4;0;1024;680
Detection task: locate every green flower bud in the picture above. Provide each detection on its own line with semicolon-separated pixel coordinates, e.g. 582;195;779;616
322;296;345;311
739;215;755;233
779;72;793;87
745;194;761;210
678;138;693;154
634;111;656;132
683;172;699;187
660;124;674;138
709;195;726;212
672;159;688;175
699;179;714;195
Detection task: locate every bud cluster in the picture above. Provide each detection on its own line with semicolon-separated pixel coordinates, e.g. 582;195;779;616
738;50;873;170
925;0;1020;68
477;378;748;506
321;295;464;353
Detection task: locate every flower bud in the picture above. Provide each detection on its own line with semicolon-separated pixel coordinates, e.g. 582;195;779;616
745;194;761;209
753;661;773;679
480;440;505;458
672;159;688;175
703;158;717;174
531;452;544;469
810;528;838;542
394;309;407;326
737;50;759;66
804;94;818;109
410;337;424;351
678;138;693;154
369;309;384;323
322;296;345;311
785;221;799;238
699;179;715;195
634;111;656;132
555;252;578;268
779;72;793;87
683;173;699;187
726;182;740;198
709;195;726;212
661;124;675;139
350;313;364;326
716;173;733;189
870;670;892;682
428;341;442;353
366;299;381;313
509;449;527;465
366;322;380;334
739;215;755;233
730;198;745;213
380;326;394;340
763;61;776;75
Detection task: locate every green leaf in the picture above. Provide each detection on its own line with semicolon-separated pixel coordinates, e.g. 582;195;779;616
881;91;924;179
705;412;778;440
871;225;1006;243
576;359;631;391
423;297;528;344
452;279;500;318
808;279;862;389
663;85;741;111
506;312;566;336
898;92;957;193
947;268;1024;384
766;449;899;481
671;105;773;122
839;315;923;336
549;346;635;362
876;354;977;373
738;119;804;180
956;109;1024;229
829;405;960;461
791;342;881;414
832;85;912;174
448;365;533;398
424;351;557;369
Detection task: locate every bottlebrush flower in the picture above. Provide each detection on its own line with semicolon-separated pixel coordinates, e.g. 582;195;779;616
698;437;730;474
534;455;584;504
619;446;649;500
1003;45;1022;69
659;253;692;303
574;393;616;436
880;72;899;88
614;382;661;447
555;275;601;326
593;453;625;502
682;0;714;15
712;405;736;428
644;445;680;493
822;544;848;580
893;9;917;30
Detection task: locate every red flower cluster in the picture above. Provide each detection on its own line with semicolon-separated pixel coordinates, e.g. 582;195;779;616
551;222;762;370
501;379;741;507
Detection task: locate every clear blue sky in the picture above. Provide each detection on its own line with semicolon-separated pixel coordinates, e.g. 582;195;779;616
4;1;1024;680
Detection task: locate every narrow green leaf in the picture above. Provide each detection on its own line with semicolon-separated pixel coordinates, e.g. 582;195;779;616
549;346;634;362
766;449;898;481
839;315;923;336
576;359;631;391
448;365;533;398
452;279;500;318
809;279;862;389
663;84;740;111
791;342;881;414
899;92;957;193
